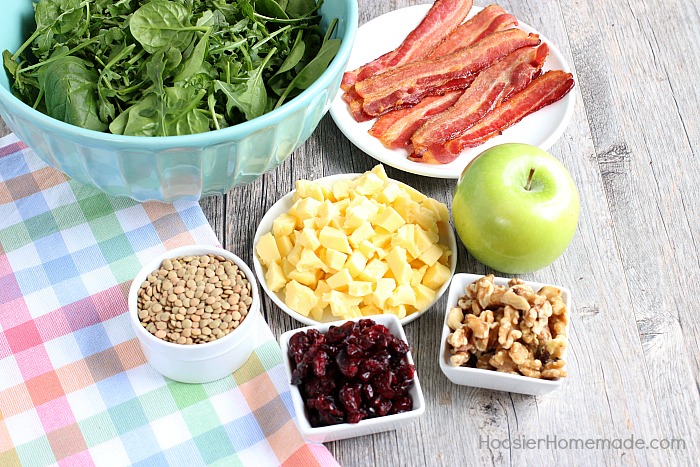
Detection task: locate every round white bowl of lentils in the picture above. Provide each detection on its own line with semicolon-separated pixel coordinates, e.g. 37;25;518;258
128;245;260;384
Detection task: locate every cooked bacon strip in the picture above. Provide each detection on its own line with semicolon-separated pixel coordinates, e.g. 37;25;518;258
369;8;521;144
341;0;474;90
356;29;541;117
411;43;549;158
368;91;462;148
413;70;575;163
427;6;516;58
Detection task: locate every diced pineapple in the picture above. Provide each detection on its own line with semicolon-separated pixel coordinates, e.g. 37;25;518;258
438;245;452;266
386;246;412;285
309;305;326;322
295;179;324;202
316;200;341;229
344;196;379;229
418;243;443;267
413;225;434;256
373;206;406;233
358;258;389;283
392;194;420;223
272;213;297;237
348;281;373;297
324;248;348;272
319;226;352;254
371;278;396;308
326;269;353;290
414;206;439;232
292;197;322;223
400;183;427;202
387;305;407;319
275;234;294;258
331;179;353;200
354;172;384;196
256;232;281;266
286;242;303;266
265;262;287;292
345;250;368;278
422;262;451;290
414;283;437;311
284;280;318;316
281;258;295;278
321;185;334;201
358;240;377;258
296;228;321;251
387;284;417;307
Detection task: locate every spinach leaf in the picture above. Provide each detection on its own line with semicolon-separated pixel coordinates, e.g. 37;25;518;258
214;47;275;121
255;0;289;19
285;0;318;19
174;28;211;82
274;30;305;76
275;38;339;108
130;1;202;53
38;56;107;132
164;87;209;135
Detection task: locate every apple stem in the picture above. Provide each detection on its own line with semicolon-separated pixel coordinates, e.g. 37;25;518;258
525;167;535;191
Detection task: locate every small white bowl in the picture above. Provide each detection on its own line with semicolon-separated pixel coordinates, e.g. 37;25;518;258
439;273;571;396
254;172;458;326
279;314;425;443
128;245;260;384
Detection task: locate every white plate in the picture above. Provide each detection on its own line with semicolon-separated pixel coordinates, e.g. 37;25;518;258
329;4;576;179
253;172;458;326
439;274;571;396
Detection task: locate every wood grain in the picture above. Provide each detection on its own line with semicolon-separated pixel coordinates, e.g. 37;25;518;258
2;0;699;464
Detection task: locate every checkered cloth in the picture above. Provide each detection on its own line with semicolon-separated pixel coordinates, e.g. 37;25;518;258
0;134;338;467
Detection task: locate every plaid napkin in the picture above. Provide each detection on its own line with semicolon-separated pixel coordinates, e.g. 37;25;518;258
0;134;338;467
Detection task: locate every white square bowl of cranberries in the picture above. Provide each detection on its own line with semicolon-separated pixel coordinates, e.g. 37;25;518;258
279;314;425;443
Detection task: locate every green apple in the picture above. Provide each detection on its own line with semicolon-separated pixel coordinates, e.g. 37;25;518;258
452;143;579;274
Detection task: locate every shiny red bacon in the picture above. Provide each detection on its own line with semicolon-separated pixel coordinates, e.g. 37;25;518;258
410;43;549;160
356;29;541;117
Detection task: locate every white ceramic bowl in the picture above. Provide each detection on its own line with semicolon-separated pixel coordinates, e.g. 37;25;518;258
128;245;260;384
439;273;571;396
253;172;458;325
279;314;425;442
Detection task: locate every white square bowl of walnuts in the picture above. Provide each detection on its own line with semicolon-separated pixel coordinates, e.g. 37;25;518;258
439;274;571;396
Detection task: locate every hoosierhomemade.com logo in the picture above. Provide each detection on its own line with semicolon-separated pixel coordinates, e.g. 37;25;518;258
480;435;686;450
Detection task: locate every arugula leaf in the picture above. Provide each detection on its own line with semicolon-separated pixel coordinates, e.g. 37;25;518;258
38;56;107;132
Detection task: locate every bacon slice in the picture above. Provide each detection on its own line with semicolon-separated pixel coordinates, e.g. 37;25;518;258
341;0;474;90
368;7;521;144
411;44;549;159
356;29;541;117
368;91;463;148
427;6;516;58
413;70;575;163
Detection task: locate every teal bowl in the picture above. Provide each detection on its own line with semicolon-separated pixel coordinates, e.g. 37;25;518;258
0;0;358;202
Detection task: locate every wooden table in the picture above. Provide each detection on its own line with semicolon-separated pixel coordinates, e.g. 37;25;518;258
2;0;699;464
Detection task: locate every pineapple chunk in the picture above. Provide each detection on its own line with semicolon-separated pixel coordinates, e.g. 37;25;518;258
392;224;419;258
291;197;322;223
295;179;324;202
392;194;420;223
387;305;408;320
288;269;320;289
326;269;353;290
323;290;362;317
344;196;379;229
316;200;341;228
265;262;287;292
331;179;353;200
370;164;389;181
295;248;326;272
422;262;451;290
373;206;406;233
421;198;450;222
348;281;373;297
309;306;326;322
281;258;295;278
360;304;382;317
256;232;281;267
284;280;318;316
272;213;296;237
286;242;303;267
400;183;428;203
411;265;429;287
275;234;294;258
319;226;352;254
413;225;434;256
358;239;378;258
374;181;403;205
386;246;412;285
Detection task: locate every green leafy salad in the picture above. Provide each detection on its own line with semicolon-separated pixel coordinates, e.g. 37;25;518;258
2;0;340;136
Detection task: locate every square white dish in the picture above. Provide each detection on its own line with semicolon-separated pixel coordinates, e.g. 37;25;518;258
439;273;571;396
279;314;425;442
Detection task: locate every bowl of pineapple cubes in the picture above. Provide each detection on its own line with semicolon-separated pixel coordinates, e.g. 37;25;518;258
253;165;457;325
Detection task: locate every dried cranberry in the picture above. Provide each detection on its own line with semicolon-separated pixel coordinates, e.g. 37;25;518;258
325;325;347;344
346;410;368;424
346;343;363;358
363;383;375;401
339;383;362;413
303;377;336;398
392;395;413;414
371;395;393;417
389;336;409;355
312;350;328;377
336;349;359;378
